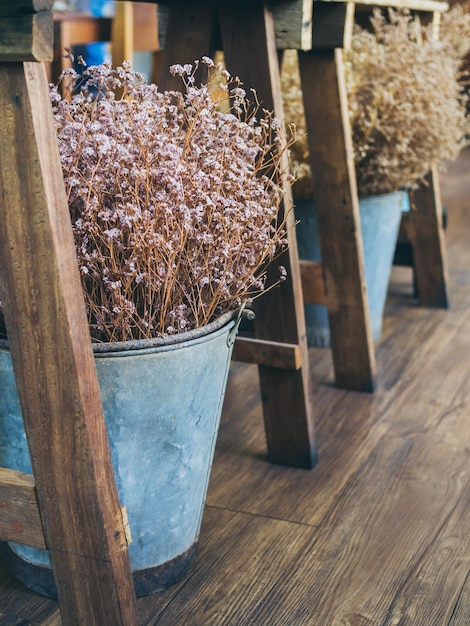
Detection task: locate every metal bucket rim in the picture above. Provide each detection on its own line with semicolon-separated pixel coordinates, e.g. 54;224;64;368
0;310;239;357
357;189;406;202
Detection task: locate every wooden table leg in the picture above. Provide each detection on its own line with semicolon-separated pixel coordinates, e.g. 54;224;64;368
400;166;450;308
219;3;317;468
299;48;376;392
0;61;139;626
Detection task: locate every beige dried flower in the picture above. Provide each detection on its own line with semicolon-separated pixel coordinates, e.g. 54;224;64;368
281;6;470;198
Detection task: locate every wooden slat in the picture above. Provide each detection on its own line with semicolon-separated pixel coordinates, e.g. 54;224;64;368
133;2;160;52
299;48;376;391
233;337;302;369
401;166;450;308
300;259;327;305
219;3;317;468
0;468;45;549
0;62;139;626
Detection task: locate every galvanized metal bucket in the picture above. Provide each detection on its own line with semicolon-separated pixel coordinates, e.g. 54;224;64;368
0;311;240;597
295;191;406;347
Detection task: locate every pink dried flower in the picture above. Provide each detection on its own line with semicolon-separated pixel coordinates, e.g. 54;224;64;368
49;58;291;342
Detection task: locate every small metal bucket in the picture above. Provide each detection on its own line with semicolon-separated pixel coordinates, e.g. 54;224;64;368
295;191;406;346
0;311;240;597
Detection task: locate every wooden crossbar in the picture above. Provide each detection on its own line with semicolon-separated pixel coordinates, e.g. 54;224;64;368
0;468;46;549
0;468;133;549
233;337;302;370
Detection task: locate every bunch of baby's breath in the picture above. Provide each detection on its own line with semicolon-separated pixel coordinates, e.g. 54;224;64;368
281;6;470;197
346;8;470;195
50;57;290;342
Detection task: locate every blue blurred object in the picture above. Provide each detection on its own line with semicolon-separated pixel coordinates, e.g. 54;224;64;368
75;1;115;68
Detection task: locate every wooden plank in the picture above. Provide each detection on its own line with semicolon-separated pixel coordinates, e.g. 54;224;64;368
0;12;53;62
300;259;327;305
233;337;302;369
310;1;351;49
401;166;450;308
0;468;45;549
0;62;139;625
299;48;376;391
219;2;317;468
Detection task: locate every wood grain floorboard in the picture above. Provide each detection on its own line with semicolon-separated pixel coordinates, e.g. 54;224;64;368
0;151;469;624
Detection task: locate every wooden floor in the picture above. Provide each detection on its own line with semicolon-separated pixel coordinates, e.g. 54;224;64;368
1;151;469;625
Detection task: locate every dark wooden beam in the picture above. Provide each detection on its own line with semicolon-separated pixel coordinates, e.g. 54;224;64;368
233;337;302;369
219;2;317;468
299;49;376;391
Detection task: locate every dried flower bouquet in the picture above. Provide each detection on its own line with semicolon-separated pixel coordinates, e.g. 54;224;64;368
282;6;470;198
50;57;290;342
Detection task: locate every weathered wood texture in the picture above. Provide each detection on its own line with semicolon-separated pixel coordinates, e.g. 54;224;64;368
311;1;354;49
400;167;450;307
0;62;139;625
232;337;302;369
1;149;468;626
0;469;45;549
271;0;314;49
219;3;317;468
159;1;318;469
0;14;52;57
299;48;376;391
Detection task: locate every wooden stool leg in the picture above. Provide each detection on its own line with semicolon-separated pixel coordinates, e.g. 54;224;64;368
0;62;139;626
401;166;450;308
299;48;376;392
219;3;317;468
